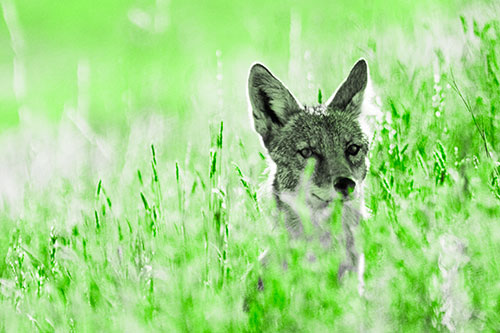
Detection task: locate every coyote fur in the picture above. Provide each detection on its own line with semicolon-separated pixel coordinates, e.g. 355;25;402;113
248;59;373;281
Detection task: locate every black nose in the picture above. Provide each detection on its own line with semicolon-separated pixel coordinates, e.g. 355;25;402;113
334;177;356;197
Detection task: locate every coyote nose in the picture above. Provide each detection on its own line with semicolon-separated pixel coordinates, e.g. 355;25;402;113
334;177;355;197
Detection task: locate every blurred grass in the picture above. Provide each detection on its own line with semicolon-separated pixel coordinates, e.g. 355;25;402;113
1;0;462;129
0;0;500;331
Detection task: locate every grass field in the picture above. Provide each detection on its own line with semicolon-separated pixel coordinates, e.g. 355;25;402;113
0;0;499;331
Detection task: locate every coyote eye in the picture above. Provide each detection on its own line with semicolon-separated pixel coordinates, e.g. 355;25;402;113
346;144;361;156
299;148;313;158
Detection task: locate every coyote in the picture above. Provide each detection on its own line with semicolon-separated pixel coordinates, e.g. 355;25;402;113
248;59;371;280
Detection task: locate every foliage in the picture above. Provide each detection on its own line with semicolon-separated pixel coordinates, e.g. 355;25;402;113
0;0;499;331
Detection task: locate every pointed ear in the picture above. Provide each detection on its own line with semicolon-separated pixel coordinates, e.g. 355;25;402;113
326;59;368;113
248;63;301;147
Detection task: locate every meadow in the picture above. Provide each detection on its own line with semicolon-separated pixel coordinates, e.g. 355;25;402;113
0;0;499;331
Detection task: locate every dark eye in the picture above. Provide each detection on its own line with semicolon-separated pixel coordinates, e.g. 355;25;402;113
346;144;361;156
299;148;313;158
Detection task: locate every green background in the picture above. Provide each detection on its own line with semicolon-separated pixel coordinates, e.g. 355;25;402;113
2;0;460;128
0;0;499;331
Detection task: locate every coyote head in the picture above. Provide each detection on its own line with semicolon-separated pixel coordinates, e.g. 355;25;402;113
248;59;371;220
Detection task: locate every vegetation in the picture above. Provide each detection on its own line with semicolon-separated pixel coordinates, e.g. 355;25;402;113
0;0;498;331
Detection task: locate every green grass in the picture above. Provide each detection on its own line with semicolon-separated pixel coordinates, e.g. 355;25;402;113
0;0;499;331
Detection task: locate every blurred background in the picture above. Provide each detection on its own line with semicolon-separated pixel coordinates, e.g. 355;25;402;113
1;1;499;330
1;0;497;215
1;0;465;131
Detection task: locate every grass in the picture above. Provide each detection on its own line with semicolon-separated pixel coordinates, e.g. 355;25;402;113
0;0;500;331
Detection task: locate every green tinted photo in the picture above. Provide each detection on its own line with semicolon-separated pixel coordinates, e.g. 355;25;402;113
0;0;499;331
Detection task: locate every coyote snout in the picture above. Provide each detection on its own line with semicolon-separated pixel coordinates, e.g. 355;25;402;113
334;177;356;198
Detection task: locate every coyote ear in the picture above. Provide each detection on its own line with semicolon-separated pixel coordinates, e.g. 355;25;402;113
327;59;368;113
248;63;301;147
